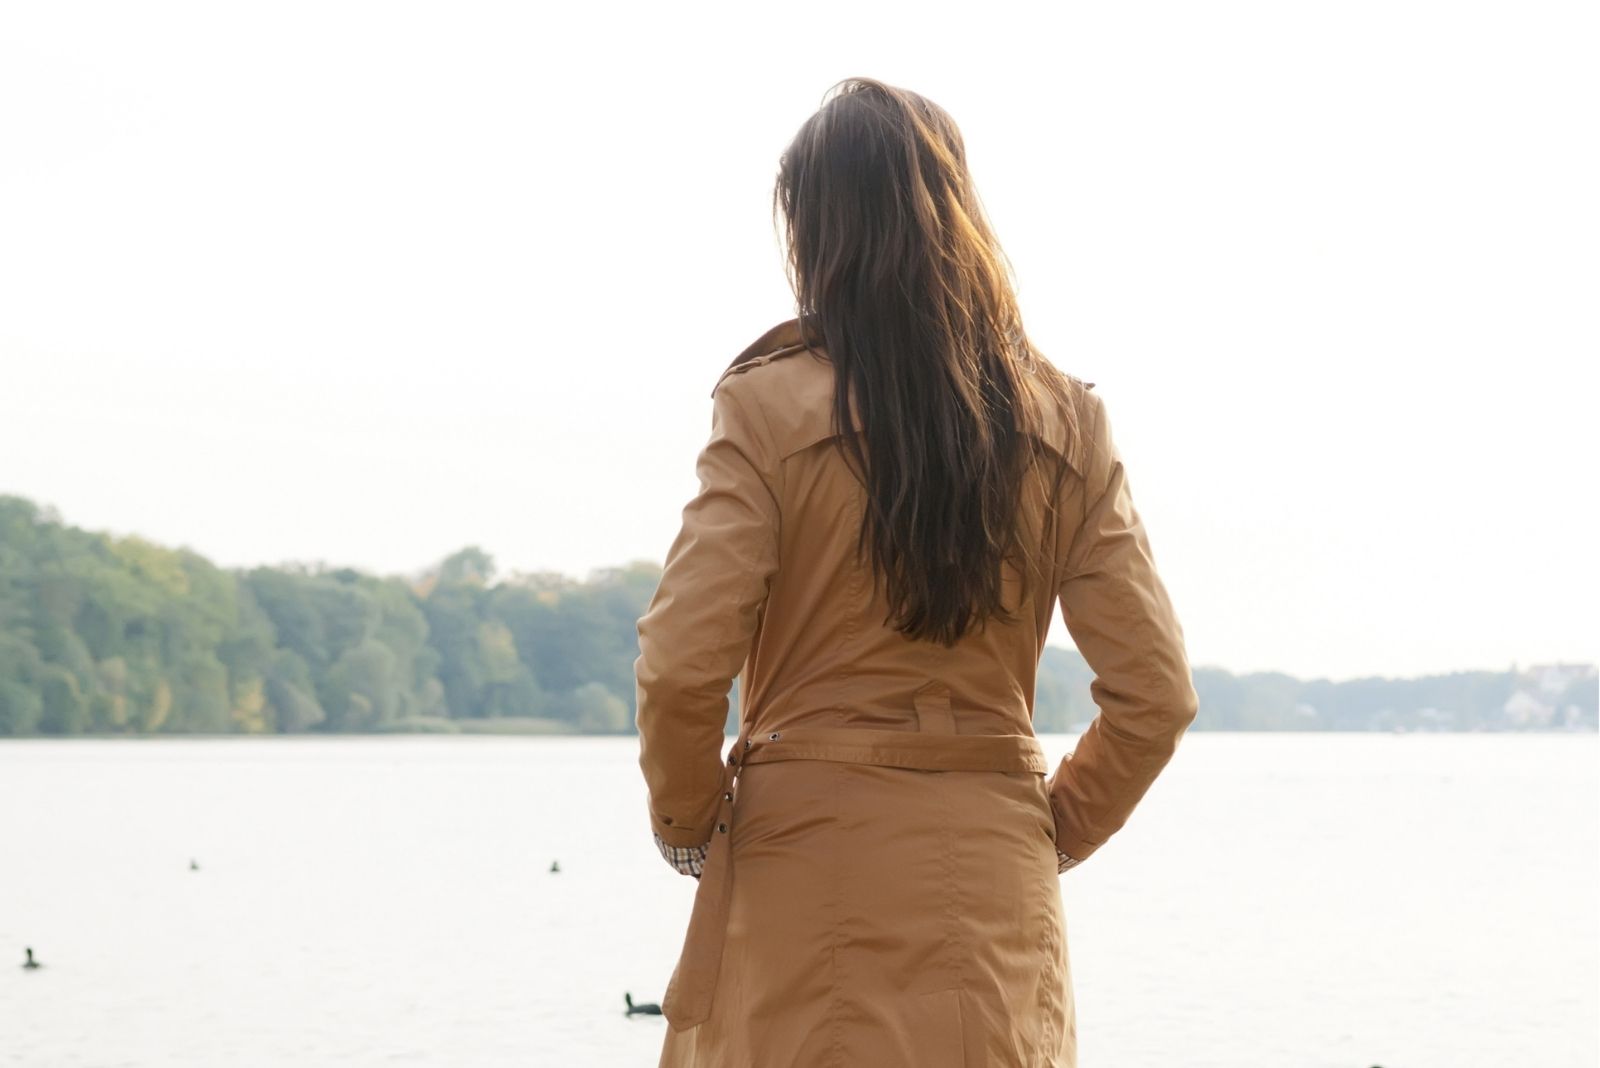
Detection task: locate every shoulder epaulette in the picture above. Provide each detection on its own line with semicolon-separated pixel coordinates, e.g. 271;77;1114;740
711;318;814;397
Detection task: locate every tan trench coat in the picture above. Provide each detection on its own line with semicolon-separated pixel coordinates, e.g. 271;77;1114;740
634;319;1199;1067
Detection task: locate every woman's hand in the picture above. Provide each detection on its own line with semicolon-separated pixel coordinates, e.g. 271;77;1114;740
655;830;710;879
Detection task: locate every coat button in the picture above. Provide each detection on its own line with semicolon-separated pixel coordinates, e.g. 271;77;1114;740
769;732;781;740
717;822;728;834
723;791;733;801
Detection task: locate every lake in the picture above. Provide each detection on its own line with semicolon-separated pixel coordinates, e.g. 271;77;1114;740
2;733;1595;1067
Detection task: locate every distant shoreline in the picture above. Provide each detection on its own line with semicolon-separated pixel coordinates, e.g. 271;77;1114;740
3;496;1594;738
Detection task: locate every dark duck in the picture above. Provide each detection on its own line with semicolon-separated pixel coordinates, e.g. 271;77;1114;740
624;992;662;1016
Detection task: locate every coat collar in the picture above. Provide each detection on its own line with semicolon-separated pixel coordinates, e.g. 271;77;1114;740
714;318;1089;476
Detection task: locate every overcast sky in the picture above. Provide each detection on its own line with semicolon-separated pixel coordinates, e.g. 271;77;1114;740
2;1;1594;682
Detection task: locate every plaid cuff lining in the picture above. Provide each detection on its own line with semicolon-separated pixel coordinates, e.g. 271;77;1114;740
654;831;709;877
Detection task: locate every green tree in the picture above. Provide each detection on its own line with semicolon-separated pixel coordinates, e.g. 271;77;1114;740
571;681;629;733
38;664;88;734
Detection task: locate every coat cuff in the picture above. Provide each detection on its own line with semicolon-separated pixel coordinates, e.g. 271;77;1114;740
1046;788;1105;863
1052;828;1102;863
649;804;716;848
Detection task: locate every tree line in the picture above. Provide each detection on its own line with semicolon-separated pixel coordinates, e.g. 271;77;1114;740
0;495;1592;737
0;496;646;736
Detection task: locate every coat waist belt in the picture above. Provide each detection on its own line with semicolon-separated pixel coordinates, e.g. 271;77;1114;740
659;725;1049;1031
741;725;1048;772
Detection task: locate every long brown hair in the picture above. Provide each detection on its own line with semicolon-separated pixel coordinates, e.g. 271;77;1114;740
773;77;1086;646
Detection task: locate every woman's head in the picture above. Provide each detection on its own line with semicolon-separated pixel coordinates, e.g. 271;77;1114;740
775;78;1017;352
773;77;1084;646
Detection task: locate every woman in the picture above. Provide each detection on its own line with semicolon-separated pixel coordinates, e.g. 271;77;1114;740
634;77;1199;1068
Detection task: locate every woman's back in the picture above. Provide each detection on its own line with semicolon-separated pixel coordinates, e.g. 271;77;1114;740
637;312;1196;844
676;316;1090;740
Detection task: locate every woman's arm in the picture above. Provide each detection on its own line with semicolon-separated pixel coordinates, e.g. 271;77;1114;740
1046;388;1200;865
634;374;783;856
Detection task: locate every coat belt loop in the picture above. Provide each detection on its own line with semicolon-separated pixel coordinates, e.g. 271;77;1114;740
913;681;956;734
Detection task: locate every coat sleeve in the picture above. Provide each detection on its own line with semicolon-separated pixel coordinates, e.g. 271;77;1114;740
1045;388;1199;862
634;373;782;848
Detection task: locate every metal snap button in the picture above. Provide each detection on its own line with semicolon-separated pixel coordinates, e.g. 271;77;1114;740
769;732;781;740
723;792;733;801
717;822;728;834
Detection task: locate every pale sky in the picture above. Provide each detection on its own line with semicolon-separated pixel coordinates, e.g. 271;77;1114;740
1;1;1594;682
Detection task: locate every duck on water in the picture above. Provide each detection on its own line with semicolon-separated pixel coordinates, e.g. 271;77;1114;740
624;993;661;1016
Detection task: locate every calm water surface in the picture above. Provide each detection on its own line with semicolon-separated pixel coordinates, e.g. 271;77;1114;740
2;734;1595;1067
